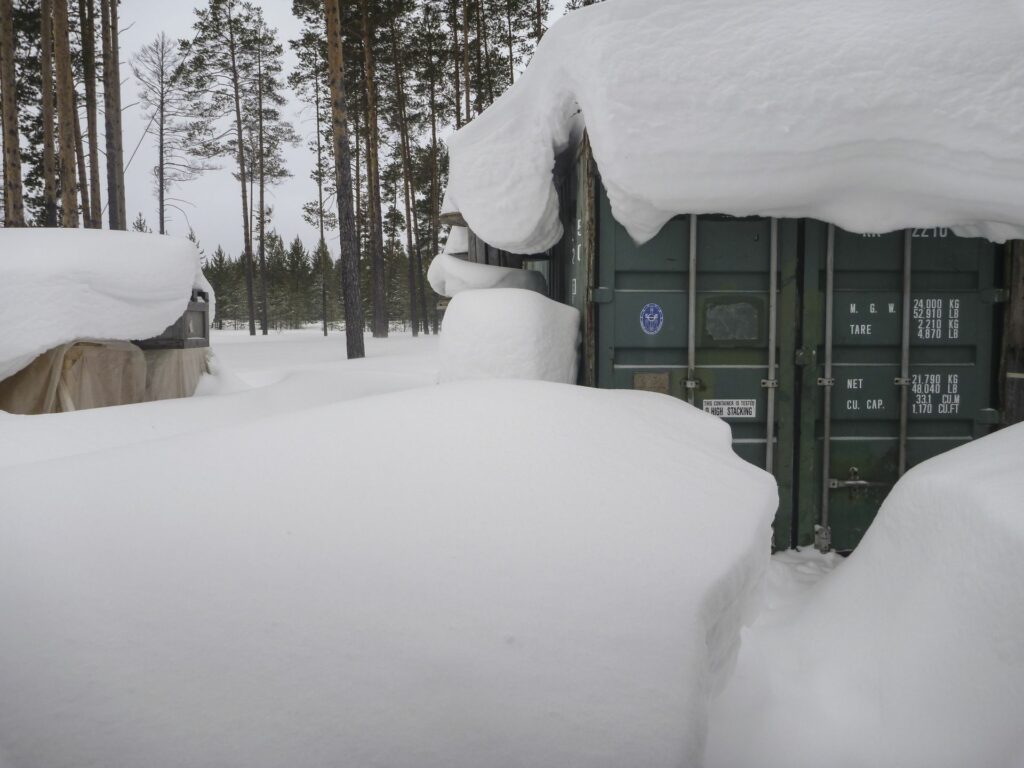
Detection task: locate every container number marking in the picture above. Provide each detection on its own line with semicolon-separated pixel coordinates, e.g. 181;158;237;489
703;399;757;418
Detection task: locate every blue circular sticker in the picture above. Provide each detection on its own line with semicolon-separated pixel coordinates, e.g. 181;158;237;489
640;303;665;336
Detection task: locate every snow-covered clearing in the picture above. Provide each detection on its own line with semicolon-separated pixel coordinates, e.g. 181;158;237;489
0;330;438;470
0;329;778;768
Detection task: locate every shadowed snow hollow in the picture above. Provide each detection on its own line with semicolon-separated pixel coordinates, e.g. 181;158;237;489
706;423;1024;768
0;380;776;768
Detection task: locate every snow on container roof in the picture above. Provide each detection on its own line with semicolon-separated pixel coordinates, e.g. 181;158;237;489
0;229;212;381
445;0;1024;253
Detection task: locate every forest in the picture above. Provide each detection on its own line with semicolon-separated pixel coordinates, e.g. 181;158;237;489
0;0;601;355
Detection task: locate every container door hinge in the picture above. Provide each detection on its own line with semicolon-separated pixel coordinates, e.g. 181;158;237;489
590;287;613;304
893;376;911;386
817;377;835;387
761;379;778;389
981;289;1009;304
683;378;702;391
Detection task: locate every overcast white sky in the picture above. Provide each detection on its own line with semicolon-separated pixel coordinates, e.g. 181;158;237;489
119;0;568;261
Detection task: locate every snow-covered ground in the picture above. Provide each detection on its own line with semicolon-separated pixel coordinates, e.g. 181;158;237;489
2;329;1022;767
0;329;778;768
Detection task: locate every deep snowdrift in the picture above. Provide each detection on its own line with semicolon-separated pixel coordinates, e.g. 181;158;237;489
0;380;776;768
445;0;1024;252
0;229;211;381
706;423;1024;768
440;289;580;383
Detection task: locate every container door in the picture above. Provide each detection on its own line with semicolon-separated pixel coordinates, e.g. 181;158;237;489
798;223;1002;551
594;185;800;547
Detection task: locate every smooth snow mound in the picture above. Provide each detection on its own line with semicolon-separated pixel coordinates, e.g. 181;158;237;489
707;423;1024;768
0;380;776;768
0;229;211;381
440;289;579;383
428;251;547;297
446;0;1024;253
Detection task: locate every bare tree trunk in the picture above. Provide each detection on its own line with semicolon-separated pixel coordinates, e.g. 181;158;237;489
53;0;80;227
73;90;91;226
428;32;441;334
157;69;165;233
100;0;125;229
506;1;514;85
479;0;495;106
389;15;418;337
0;0;24;226
314;48;327;337
40;0;58;226
461;0;470;123
325;0;364;358
257;46;269;336
449;0;461;129
78;0;101;227
360;0;387;338
226;5;256;335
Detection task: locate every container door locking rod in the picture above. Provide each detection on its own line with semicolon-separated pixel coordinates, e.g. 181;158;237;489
685;214;700;403
816;224;836;553
763;218;780;472
896;230;913;476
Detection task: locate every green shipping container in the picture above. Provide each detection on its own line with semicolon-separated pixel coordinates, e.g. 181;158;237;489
557;140;1008;551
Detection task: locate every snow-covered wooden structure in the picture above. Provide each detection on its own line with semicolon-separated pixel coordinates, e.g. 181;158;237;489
0;230;213;414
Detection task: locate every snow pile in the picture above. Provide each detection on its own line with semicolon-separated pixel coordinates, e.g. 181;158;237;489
707;423;1024;768
0;229;212;381
445;0;1024;252
428;251;547;297
0;380;777;768
440;289;579;383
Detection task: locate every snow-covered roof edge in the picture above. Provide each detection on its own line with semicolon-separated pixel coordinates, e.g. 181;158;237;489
445;0;1024;253
0;230;213;381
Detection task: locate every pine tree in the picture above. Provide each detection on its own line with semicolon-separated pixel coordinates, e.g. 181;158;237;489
78;0;101;227
324;0;365;358
0;0;25;226
99;0;125;229
131;211;152;232
132;33;212;235
180;0;263;335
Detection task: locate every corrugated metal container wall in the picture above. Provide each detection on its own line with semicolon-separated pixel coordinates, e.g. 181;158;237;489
578;174;1005;551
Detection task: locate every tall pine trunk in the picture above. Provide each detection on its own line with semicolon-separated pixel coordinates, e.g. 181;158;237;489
428;32;441;334
53;0;80;227
314;48;327;337
226;6;256;335
325;0;365;358
389;15;418;337
461;0;470;123
257;46;269;336
449;0;461;129
40;0;57;226
73;90;91;226
78;0;101;227
360;0;387;337
0;0;24;226
100;0;125;229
